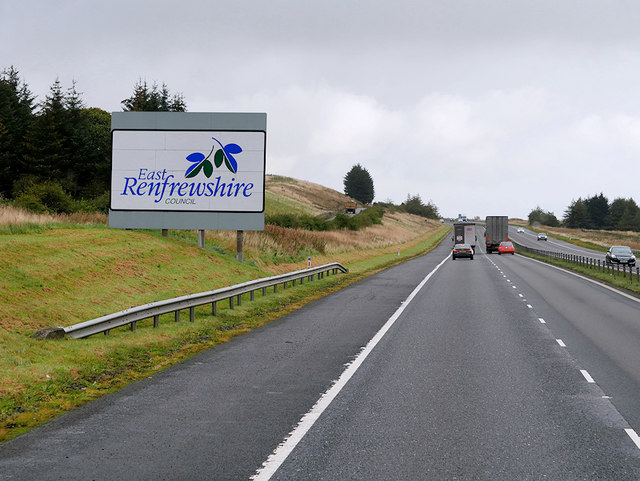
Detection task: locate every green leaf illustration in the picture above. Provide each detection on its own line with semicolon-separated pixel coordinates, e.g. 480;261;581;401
214;149;225;168
203;159;213;178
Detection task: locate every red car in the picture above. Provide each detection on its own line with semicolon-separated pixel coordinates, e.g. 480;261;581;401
498;241;515;255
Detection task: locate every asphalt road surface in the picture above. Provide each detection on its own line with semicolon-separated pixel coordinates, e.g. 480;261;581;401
2;238;640;480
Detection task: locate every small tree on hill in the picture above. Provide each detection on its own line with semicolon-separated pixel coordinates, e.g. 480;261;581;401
343;163;374;204
402;194;440;219
528;206;559;226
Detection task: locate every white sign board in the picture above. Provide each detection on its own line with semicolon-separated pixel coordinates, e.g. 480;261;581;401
111;130;265;213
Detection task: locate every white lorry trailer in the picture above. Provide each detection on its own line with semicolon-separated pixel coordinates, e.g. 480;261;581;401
453;222;477;249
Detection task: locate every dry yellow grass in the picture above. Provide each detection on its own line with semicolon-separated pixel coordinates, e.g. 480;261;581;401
0;204;107;226
536;225;640;250
200;209;441;273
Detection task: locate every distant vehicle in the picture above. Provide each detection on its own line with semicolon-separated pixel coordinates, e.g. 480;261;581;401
345;201;356;214
453;222;477;249
452;243;474;260
606;246;636;266
485;216;508;253
517;227;525;233
537;233;548;241
498;241;515;255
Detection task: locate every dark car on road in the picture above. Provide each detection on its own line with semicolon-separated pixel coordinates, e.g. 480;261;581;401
606;246;636;266
452;243;474;260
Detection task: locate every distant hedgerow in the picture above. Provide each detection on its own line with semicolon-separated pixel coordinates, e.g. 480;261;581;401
266;205;384;232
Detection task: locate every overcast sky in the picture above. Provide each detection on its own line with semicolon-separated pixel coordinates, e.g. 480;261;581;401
3;0;640;219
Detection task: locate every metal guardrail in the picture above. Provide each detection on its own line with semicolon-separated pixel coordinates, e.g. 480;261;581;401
512;240;640;284
62;263;348;339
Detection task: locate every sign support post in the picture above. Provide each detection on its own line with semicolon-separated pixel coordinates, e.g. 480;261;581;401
236;230;244;263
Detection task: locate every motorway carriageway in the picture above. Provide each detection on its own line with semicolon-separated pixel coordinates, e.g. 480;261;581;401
2;238;640;480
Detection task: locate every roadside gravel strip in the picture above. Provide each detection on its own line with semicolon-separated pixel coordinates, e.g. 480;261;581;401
251;254;451;480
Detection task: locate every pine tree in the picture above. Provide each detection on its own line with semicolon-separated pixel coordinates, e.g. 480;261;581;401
0;66;35;197
25;79;69;184
121;80;187;112
608;198;628;229
617;199;640;231
74;107;111;198
563;198;590;228
584;193;609;229
343;164;374;204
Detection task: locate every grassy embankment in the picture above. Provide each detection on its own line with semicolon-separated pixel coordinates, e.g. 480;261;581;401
512;222;640;295
0;175;449;442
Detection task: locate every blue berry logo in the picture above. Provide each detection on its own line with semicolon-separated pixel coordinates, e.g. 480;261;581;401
185;137;242;178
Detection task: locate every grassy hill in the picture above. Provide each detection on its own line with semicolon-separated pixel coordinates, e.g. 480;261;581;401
0;175;448;441
265;174;350;216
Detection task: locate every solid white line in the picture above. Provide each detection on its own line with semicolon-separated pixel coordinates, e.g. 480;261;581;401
251;254;451;480
556;339;566;347
626;429;640;450
581;369;595;383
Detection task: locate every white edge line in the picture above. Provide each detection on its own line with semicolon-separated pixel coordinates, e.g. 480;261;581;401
251;254;450;480
626;429;640;450
581;369;595;383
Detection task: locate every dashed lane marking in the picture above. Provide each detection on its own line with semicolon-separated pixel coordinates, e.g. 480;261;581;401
626;429;640;450
489;252;640;453
581;370;596;383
